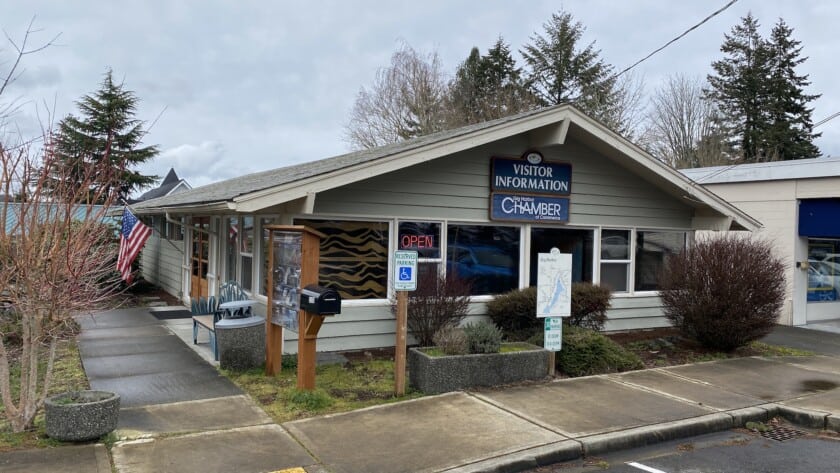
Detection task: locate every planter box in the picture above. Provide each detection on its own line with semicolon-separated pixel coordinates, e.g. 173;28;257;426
408;343;550;394
45;390;120;441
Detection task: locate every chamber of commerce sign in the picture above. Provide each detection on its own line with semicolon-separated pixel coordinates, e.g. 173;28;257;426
491;157;571;196
490;193;570;223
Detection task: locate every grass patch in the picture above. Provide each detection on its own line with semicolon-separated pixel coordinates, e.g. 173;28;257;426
0;338;90;451
223;358;423;424
748;341;814;357
421;342;537;357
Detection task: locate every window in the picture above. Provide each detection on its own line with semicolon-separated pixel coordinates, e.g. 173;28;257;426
600;229;630;292
808;239;840;302
530;228;593;285
166;218;184;241
225;217;239;282
240;216;254;292
398;221;442;279
447;224;519;296
295;219;389;299
634;231;686;291
260;217;277;295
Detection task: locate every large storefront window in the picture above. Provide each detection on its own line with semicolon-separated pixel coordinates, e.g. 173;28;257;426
634;231;686;291
600;229;630;292
296;219;390;299
529;228;593;285
808;239;840;302
447;224;519;296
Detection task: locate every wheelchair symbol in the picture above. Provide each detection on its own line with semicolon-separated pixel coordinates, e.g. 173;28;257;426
399;267;412;281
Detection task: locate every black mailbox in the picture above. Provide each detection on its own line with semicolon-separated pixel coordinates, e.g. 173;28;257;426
299;284;341;316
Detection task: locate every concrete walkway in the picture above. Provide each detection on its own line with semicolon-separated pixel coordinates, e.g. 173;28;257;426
3;317;840;473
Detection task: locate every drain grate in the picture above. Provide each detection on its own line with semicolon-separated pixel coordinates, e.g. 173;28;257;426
759;425;806;442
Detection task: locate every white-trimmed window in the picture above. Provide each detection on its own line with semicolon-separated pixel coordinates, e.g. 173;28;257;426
599;229;631;293
398;221;442;283
240;215;254;292
634;231;686;292
446;224;520;296
295;219;390;300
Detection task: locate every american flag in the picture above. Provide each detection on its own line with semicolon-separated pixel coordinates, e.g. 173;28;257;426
117;207;152;282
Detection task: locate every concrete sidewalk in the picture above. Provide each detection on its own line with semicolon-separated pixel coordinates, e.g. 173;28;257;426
3;317;840;473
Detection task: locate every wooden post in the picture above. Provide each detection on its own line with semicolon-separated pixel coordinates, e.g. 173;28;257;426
548;351;556;377
297;311;324;390
395;291;407;396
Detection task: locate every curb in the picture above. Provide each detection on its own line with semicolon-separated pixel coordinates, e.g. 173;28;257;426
441;404;840;473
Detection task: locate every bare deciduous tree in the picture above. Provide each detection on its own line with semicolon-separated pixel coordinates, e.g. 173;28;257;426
0;21;124;433
345;42;448;150
642;74;729;168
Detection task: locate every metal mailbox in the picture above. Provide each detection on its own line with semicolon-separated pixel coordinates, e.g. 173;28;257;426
299;284;341;316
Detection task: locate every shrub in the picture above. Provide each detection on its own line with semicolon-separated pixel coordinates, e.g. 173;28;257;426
392;270;472;347
569;283;611;331
486;287;539;340
557;325;644;377
432;326;468;355
462;322;503;354
659;234;785;352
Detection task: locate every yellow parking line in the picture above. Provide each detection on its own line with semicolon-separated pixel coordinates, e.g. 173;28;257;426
269;468;307;473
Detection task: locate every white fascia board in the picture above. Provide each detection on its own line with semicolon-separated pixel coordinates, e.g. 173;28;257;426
133;201;233;215
568;112;762;232
233;108;574;213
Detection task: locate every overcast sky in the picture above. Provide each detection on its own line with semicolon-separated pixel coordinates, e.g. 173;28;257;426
4;1;839;191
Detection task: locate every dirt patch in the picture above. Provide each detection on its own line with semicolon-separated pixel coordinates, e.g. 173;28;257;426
341;347;396;363
605;327;764;368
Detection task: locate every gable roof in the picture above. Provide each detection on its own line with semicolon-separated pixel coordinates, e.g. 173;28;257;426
135;168;192;202
133;104;760;231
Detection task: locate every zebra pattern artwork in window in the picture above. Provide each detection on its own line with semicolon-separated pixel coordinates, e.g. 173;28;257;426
295;220;389;299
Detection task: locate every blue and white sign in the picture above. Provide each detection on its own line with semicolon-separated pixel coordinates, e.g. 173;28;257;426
393;250;418;291
491;193;570;223
544;317;563;351
537;249;572;318
491;158;571;196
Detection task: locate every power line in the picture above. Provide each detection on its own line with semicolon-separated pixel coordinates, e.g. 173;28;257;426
815;111;840;128
614;0;739;78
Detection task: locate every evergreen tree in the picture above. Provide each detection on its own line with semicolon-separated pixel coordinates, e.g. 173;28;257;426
705;14;820;162
705;13;769;161
446;37;535;127
521;11;620;125
764;18;821;160
52;70;158;202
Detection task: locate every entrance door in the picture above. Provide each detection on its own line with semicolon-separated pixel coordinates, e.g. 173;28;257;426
529;228;594;286
190;217;210;299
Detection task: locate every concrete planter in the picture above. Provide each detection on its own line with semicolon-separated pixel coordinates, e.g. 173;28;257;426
408;343;550;394
45;390;120;441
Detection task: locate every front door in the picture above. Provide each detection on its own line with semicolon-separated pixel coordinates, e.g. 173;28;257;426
190;217;210;299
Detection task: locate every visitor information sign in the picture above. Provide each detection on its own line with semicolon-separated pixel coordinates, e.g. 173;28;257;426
536;248;572;317
544;317;563;351
393;250;418;291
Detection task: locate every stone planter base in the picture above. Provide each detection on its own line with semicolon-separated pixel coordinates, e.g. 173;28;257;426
408;343;550;394
45;390;120;441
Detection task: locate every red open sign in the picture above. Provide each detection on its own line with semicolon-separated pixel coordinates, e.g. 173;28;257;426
400;234;434;249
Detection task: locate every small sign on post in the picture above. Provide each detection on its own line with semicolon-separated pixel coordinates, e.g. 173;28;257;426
393;250;418;396
394;250;418;291
537;248;572;376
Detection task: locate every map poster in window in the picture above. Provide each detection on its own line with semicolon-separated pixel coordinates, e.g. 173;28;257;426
537;248;572;318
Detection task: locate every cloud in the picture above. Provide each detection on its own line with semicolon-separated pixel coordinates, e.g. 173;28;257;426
146;140;246;188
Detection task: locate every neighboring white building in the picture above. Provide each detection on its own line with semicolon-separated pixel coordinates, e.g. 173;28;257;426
683;156;840;327
133;105;758;352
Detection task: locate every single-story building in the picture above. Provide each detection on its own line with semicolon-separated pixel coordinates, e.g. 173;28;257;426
683;156;840;327
133;104;759;352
